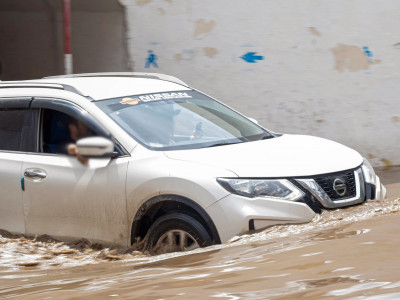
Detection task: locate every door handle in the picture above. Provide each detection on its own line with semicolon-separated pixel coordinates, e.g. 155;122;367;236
24;170;47;179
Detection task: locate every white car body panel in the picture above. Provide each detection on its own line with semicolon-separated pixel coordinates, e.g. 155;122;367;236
166;134;363;178
125;146;234;226
0;152;25;233
22;153;130;245
375;176;386;200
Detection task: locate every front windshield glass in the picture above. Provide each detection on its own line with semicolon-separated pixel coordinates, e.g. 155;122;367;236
95;90;273;151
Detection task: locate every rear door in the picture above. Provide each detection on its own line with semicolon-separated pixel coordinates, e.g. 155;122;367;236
22;99;130;245
0;97;36;234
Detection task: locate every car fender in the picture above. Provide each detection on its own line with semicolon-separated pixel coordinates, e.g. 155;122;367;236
125;156;235;228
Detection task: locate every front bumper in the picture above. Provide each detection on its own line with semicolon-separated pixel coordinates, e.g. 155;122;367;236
371;174;386;201
206;194;316;243
207;170;386;244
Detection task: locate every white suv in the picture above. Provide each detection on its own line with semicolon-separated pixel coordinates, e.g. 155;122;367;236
0;73;386;253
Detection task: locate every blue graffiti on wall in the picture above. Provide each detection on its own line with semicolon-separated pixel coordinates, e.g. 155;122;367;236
362;46;373;62
145;50;159;68
241;52;264;63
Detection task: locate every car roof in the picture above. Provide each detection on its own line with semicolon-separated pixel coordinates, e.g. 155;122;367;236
0;73;191;101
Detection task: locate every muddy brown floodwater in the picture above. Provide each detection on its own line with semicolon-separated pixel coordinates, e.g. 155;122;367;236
0;167;399;299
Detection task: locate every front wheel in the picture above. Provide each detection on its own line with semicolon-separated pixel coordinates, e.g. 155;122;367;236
144;213;212;254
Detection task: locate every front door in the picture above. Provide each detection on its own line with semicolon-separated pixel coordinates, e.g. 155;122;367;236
22;101;130;245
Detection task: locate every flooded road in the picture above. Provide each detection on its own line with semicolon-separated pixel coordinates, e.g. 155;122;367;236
0;167;399;299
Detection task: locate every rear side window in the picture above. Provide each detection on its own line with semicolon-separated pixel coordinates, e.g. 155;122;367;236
0;110;35;152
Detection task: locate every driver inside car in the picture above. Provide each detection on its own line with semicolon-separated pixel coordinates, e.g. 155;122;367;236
65;119;92;165
43;111;93;165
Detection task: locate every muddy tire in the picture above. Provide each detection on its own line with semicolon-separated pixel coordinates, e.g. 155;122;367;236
144;213;212;254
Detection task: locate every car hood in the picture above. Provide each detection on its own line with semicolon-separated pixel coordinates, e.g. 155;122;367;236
164;134;363;177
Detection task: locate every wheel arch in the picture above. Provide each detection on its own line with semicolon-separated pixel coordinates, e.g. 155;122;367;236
130;194;221;245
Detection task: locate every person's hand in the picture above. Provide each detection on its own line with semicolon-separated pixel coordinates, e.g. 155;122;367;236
67;144;89;165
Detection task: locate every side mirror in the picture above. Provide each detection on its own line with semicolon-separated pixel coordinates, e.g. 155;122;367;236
76;137;114;158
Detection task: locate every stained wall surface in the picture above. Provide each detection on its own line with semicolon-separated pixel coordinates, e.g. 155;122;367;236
120;0;400;166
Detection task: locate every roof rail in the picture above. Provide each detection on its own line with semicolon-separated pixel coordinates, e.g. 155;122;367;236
43;72;189;87
0;82;64;89
0;82;87;98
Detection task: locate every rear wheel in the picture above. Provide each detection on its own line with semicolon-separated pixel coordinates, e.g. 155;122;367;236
144;213;212;254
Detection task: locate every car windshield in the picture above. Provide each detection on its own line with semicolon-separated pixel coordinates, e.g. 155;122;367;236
95;90;273;151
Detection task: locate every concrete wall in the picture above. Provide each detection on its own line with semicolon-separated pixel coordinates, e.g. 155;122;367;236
0;0;130;80
120;0;400;167
0;7;61;80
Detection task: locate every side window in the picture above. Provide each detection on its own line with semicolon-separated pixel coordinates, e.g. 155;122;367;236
0;109;36;152
41;109;95;154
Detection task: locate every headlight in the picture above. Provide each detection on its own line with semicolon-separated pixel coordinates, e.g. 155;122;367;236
217;178;304;201
361;158;377;186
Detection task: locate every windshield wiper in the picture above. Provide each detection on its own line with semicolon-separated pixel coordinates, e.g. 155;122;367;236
205;141;244;148
259;134;274;140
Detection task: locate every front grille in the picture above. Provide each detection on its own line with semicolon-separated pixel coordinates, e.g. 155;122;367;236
313;170;356;200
